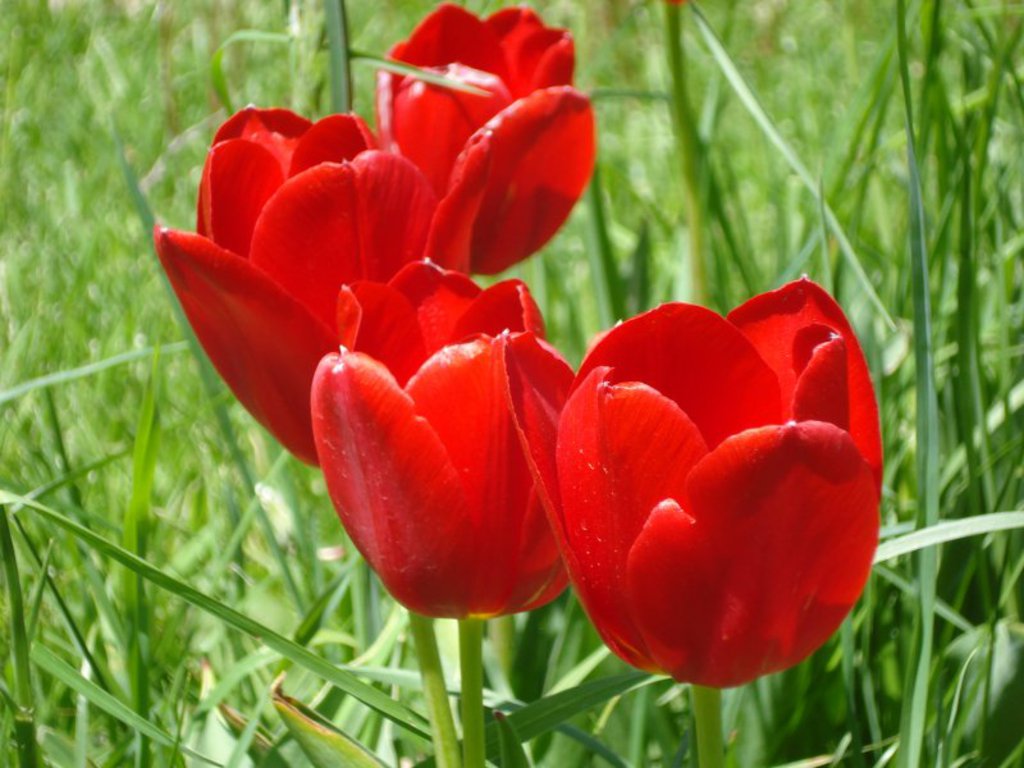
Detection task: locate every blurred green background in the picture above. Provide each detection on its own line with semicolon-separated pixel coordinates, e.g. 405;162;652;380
2;0;1022;765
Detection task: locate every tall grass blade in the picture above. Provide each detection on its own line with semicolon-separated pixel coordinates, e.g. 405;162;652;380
3;491;430;739
690;3;894;328
894;0;941;762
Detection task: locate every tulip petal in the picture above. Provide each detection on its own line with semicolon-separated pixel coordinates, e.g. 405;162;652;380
213;106;312;173
556;367;709;668
154;228;335;464
578;303;782;449
406;336;563;616
389;3;508;80
727;278;882;485
451;279;545;342
289;113;375;177
379;65;511;197
389;261;480;353
311;351;473;617
487;7;575;96
792;334;850;430
422;138;489;273
625;421;879;687
504;332;574;527
250;152;437;329
197;139;284;258
349;151;438;280
339;282;427;386
428;86;595;274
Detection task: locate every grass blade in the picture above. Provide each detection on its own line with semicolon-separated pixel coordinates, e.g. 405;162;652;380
894;0;941;762
874;513;1024;564
1;506;40;768
30;645;220;766
2;491;430;739
324;0;352;113
690;2;894;328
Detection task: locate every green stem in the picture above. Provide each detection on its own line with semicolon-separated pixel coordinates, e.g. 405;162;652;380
1;507;39;768
325;0;353;113
459;619;486;768
692;685;724;768
408;612;462;768
664;2;707;305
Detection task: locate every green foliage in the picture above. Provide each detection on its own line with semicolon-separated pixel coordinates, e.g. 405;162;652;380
1;0;1022;765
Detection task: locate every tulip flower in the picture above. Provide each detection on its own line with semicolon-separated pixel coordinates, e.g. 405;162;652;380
378;3;596;274
509;279;882;689
311;260;569;619
154;107;437;464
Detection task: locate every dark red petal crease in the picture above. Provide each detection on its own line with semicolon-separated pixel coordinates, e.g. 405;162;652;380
311;351;473;617
154;228;335;464
625;421;879;687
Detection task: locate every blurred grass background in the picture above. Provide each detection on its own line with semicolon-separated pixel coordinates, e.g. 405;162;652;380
2;0;1023;765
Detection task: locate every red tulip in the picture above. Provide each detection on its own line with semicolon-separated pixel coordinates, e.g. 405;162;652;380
311;261;570;618
377;3;595;274
154;107;437;464
509;279;882;687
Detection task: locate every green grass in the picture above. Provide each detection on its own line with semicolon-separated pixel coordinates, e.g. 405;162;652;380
2;0;1023;765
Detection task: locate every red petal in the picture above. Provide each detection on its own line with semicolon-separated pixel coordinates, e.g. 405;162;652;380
486;7;575;96
727;278;882;486
389;3;508;80
556;367;709;669
578;303;782;449
625;421;879;687
154;228;335;464
406;336;564;616
340;281;427;386
428;87;595;274
249;152;437;329
380;64;511;197
197;139;284;257
213;107;312;173
311;351;473;617
450;279;545;342
348;151;438;280
388;261;480;354
793;334;850;430
504;332;574;534
422;137;489;273
288;113;375;177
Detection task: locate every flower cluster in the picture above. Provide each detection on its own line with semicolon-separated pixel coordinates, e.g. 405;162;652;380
155;4;881;689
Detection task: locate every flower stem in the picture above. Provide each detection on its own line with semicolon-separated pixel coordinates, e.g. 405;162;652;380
459;619;486;768
1;507;39;768
664;2;707;305
408;612;462;768
692;685;724;768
